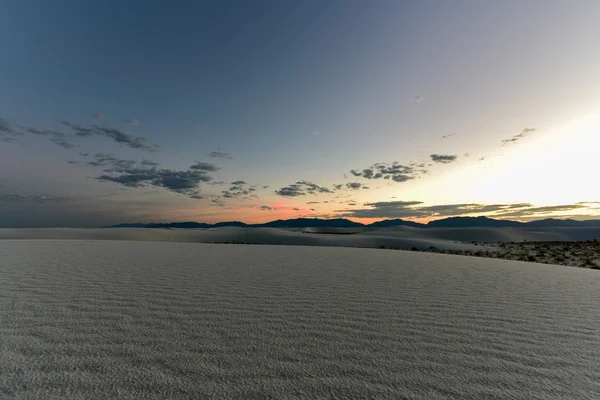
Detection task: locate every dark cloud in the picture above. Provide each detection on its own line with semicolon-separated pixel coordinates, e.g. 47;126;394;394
190;162;220;172
275;181;333;197
98;168;211;197
442;133;456;139
293;208;300;211
350;161;426;183
346;182;361;190
306;201;320;204
79;152;89;157
121;119;140;126
61;121;157;151
335;201;537;219
418;203;532;216
502;128;535;145
494;204;586;217
333;184;343;190
221;181;258;200
260;205;273;211
207;151;233;160
92;156;213;198
430;154;458;164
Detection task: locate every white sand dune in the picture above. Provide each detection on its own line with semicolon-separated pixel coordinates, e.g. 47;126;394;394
1;226;599;251
1;240;599;399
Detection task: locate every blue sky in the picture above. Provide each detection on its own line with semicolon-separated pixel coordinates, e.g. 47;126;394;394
1;0;600;227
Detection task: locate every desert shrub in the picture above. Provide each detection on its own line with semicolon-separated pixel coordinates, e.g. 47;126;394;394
527;255;537;262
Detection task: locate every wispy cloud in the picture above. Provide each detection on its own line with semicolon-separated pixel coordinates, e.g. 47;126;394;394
0;194;68;203
121;119;140;126
49;137;78;149
80;153;139;169
0;117;23;143
20;126;79;149
260;205;273;211
141;159;160;167
502;128;535;146
61;121;157;151
414;96;424;103
207;151;233;160
92;113;104;120
442;133;455;139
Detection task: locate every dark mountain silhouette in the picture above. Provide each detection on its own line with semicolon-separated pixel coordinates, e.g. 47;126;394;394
105;216;600;229
260;218;364;228
212;221;248;228
368;219;425;228
426;216;524;228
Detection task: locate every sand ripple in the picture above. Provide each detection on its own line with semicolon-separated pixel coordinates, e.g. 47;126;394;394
1;241;599;399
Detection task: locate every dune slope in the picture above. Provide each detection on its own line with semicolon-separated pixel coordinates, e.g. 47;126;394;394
1;240;599;399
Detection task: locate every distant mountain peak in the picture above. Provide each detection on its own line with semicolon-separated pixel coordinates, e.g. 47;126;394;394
104;216;600;229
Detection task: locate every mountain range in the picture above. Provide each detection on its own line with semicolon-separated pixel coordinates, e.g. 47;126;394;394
105;216;600;229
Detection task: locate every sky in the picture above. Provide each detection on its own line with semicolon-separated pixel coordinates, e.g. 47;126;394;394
1;0;600;227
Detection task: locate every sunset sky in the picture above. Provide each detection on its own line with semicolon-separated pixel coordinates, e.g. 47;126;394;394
1;0;599;227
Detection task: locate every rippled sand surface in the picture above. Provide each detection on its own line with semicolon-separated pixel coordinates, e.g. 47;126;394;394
1;240;599;399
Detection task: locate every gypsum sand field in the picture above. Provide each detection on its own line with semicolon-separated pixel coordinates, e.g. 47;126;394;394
1;240;599;399
2;226;600;269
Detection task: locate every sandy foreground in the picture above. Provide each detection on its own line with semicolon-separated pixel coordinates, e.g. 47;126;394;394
1;240;599;399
